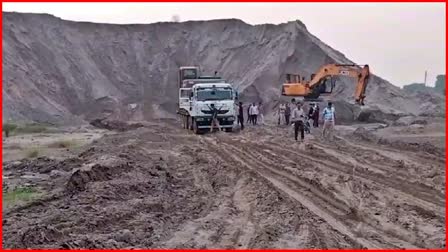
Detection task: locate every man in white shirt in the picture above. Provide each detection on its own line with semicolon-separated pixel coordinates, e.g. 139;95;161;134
291;102;305;141
249;103;259;125
322;102;336;141
278;103;286;125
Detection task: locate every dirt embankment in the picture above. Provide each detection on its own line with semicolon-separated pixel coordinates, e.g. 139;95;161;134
2;120;445;249
3;12;443;125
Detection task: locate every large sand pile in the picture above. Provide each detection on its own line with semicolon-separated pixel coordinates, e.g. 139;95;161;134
2;12;444;124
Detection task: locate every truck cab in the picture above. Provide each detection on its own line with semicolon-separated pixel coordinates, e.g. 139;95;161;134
177;66;237;134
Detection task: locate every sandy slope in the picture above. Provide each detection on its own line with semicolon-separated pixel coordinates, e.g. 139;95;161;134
3;12;444;124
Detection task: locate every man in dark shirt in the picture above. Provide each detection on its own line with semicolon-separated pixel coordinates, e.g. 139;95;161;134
237;102;244;130
209;104;221;132
313;104;320;128
285;103;291;125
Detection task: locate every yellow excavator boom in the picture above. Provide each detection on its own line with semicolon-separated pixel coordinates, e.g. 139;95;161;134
281;64;370;105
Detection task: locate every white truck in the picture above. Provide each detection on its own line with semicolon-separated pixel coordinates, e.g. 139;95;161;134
176;66;238;134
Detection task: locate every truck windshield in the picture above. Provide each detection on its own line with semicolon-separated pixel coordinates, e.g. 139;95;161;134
197;89;232;101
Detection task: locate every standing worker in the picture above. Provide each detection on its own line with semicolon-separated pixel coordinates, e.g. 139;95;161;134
313;104;320;128
322;102;335;140
308;103;315;122
278;103;286;125
250;102;259;125
247;103;252;124
307;103;315;130
209;104;222;132
291;102;305;142
284;102;291;125
237;102;244;130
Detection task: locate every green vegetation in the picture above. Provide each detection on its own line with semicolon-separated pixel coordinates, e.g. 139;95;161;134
15;123;48;134
24;148;40;158
47;139;78;149
403;74;445;95
434;75;446;94
3;123;18;137
402;83;428;93
3;187;39;208
2;122;51;137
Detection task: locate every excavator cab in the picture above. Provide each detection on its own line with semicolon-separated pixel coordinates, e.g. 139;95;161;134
319;76;336;94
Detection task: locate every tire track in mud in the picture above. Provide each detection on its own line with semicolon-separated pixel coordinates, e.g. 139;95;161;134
203;137;379;248
212;138;425;248
335;136;446;166
232;142;432;248
148;122;444;248
310;140;446;197
310;141;412;178
257;140;445;215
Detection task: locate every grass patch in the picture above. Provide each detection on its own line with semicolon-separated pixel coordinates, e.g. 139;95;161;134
15;124;48;134
47;139;78;149
3;187;39;208
24;148;40;158
3;123;18;137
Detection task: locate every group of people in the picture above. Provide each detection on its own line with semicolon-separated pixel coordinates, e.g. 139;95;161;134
236;99;336;142
279;99;336;142
236;102;264;130
278;101;320;128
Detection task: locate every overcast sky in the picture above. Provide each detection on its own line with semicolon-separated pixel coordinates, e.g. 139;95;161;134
3;2;446;87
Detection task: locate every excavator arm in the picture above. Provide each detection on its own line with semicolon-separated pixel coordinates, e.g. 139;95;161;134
282;63;370;105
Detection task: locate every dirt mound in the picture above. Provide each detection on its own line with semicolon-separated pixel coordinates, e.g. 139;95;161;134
20;225;63;248
356;107;401;124
65;162;132;193
3;157;83;174
351;127;378;142
89;119;144;132
3;12;442;123
393;116;429;126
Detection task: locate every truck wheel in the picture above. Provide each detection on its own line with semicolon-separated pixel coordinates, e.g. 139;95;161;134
193;119;200;134
180;115;185;129
182;115;187;129
189;117;193;130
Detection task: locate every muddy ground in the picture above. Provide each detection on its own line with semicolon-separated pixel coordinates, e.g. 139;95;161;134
2;119;445;249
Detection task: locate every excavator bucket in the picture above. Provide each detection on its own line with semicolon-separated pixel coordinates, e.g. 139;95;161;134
354;64;370;105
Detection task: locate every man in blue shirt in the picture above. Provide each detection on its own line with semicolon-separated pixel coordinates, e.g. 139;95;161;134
322;102;335;141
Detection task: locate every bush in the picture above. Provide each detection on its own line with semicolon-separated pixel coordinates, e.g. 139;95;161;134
3;123;18;137
47;140;77;149
16;124;48;134
25;149;39;158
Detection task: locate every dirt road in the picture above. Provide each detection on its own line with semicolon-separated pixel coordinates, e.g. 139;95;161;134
2;120;445;248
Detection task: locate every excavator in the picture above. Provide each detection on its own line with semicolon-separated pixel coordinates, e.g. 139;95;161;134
281;64;370;105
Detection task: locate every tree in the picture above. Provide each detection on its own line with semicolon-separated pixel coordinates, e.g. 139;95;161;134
3;123;17;137
434;74;446;94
